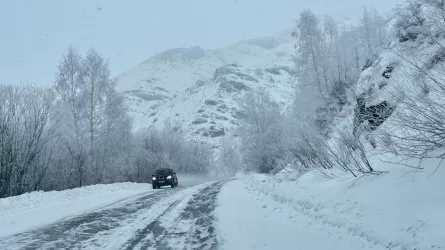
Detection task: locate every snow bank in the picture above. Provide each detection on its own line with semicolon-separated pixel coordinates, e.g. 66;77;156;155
217;159;445;249
0;182;151;238
217;179;382;250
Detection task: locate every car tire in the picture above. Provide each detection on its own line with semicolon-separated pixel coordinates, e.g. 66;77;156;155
152;184;157;189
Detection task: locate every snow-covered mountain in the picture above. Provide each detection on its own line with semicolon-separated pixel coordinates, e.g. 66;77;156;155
116;32;296;147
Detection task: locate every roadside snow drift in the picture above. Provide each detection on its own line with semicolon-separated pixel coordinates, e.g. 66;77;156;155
216;160;445;250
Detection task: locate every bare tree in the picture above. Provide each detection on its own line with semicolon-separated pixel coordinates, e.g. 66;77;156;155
293;10;328;97
55;47;88;187
216;138;241;176
54;47;133;186
238;88;284;173
0;85;56;197
360;7;386;56
82;49;113;153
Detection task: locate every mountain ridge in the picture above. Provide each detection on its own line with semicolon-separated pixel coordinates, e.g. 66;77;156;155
116;32;297;149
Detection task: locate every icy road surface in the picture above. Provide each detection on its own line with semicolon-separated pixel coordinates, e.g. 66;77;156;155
0;182;225;250
2;167;444;250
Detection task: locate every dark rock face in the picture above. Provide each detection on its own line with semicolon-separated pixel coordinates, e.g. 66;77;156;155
213;65;237;81
264;66;295;76
398;31;419;43
213;64;257;94
362;59;374;71
192;118;208;125
353;94;396;135
219;80;250;93
217;104;228;112
124;90;167;102
382;65;395;79
204;99;218;106
209;128;225;138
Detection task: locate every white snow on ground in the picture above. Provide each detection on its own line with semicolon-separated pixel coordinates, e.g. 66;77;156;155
177;174;221;187
0;182;152;238
216;158;445;250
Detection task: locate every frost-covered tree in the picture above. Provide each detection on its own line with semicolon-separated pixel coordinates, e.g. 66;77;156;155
130;122;211;182
395;1;426;42
361;7;376;55
285;7;389;174
82;49;114;151
81;49;118;183
54;47;133;186
238;89;283;173
393;0;445;44
54;47;88;187
96;89;133;183
292;7;388;137
216;138;241;176
0;85;56;197
293;10;328;97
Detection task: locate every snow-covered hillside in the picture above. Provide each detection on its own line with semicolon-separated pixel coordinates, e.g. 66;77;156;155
116;33;296;147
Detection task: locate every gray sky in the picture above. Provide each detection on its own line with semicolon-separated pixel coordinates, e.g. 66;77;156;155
1;0;398;86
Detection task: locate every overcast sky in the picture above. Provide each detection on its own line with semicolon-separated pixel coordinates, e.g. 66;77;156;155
1;0;399;86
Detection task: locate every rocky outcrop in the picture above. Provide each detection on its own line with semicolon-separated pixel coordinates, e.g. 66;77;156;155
353;94;395;136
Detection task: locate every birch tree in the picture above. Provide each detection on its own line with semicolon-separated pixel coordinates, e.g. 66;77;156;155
55;47;88;187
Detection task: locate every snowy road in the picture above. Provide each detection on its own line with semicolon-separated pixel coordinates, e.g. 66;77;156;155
1;171;443;250
0;182;225;250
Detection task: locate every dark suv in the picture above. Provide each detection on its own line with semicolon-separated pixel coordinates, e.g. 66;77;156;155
152;168;178;189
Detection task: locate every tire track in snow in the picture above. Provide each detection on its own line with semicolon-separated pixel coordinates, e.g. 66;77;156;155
122;199;182;250
179;181;225;250
0;189;175;250
122;181;226;250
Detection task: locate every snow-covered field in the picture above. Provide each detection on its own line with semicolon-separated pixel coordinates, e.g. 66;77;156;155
217;159;445;250
0;182;152;238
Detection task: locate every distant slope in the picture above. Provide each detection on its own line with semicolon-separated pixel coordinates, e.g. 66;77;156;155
116;33;296;148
